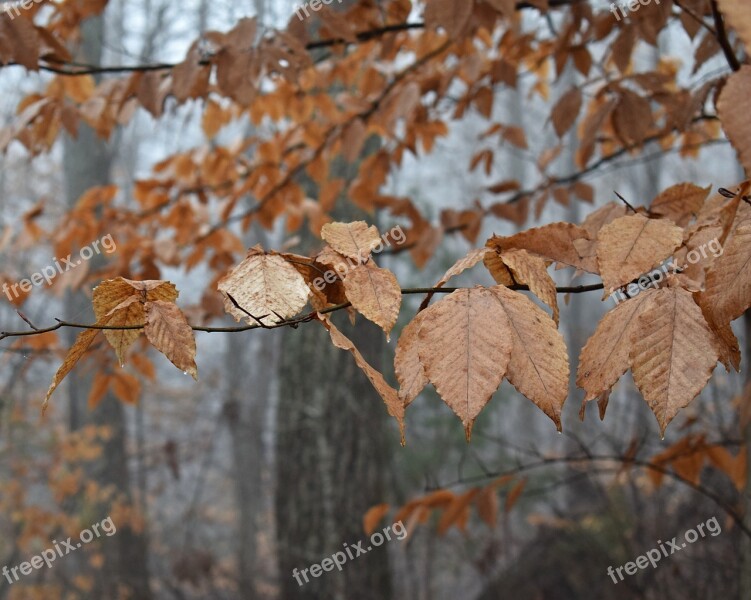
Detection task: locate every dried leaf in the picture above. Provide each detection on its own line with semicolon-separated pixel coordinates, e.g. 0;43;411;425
630;288;720;436
500;248;559;324
319;316;405;443
597;214;683;294
438;488;480;534
343;261;402;337
394;311;429;407
218;245;310;326
488;222;598;273
650;183;711;227
491;285;569;430
577;292;656;402
551;87;583;137
716;1;751;54
717;66;751;175
363;504;390;535
699;224;751;326
144;301;198;380
321;221;382;261
418;288;513;439
44;328;100;413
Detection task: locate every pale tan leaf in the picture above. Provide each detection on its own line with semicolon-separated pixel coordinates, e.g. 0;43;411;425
491;285;569;430
320;221;382;261
488;222;598;273
597;214;683;294
716;1;751;54
144;301;198;380
630;288;720;436
417;288;513;439
319;316;405;443
343;261;402;337
577;291;656;402
717;66;751;175
500;248;559;325
650;183;711;227
218;245;310;326
394;311;429;407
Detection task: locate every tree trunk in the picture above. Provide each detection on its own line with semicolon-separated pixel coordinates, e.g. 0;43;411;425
275;315;393;600
225;329;279;598
62;15;152;600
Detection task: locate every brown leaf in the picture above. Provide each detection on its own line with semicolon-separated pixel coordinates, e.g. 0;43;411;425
424;0;473;39
491;285;569;430
363;504;390;535
717;66;751;176
319;316;405;443
438;488;480;534
475;486;499;527
321;221;382;261
88;372;110;410
343;261;402;337
500;248;559;325
630;288;720;436
93;280;145;365
650;183;711;227
488;222;598;273
218;246;310;326
505;479;526;512
144;301;198;379
110;370;141;405
44;328;100;413
699;224;751;326
0;17;40;71
577;291;656;402
581;202;628;238
418;288;513;439
551;88;583;138
483;250;515;285
394;311;429;407
597;214;683;294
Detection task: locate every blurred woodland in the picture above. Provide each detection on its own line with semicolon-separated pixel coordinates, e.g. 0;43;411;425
0;0;750;599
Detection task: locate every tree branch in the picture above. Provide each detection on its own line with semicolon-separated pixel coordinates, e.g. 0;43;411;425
710;0;742;72
0;283;604;341
429;451;751;540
